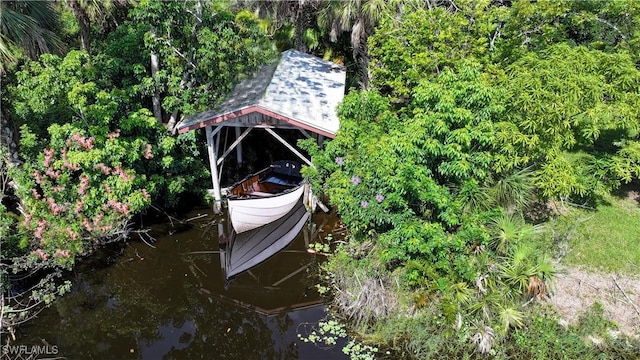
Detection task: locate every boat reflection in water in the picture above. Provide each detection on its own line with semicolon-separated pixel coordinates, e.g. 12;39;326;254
219;199;321;315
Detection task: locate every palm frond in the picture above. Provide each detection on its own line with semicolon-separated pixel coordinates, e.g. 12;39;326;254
498;305;524;334
490;166;535;211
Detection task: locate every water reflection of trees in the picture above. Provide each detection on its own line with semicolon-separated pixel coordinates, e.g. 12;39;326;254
14;226;308;359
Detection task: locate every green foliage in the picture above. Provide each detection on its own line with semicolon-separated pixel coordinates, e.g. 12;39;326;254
306;1;640;358
1;0;293;339
9;51;96;136
8;50;209;208
495;44;640;199
131;0;277;117
0;0;63;72
489;213;535;256
500;304;640;359
298;319;380;360
368;3;498;100
547;193;640;274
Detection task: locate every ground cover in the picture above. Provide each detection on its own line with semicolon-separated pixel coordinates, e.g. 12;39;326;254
548;183;640;339
560;190;640;273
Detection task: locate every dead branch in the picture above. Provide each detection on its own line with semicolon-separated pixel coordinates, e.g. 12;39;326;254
135;229;157;248
128;244;144;261
184;213;208;223
181;250;221;255
613;276;640;318
150;204;182;227
595;16;626;40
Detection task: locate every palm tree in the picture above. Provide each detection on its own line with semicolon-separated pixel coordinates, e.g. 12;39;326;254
64;0;131;52
317;0;393;89
233;0;320;52
1;0;63;168
0;0;62;71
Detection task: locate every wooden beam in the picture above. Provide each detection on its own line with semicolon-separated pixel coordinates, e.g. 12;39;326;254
217;127;253;166
178;106;337;139
264;128;314;167
298;128;312;139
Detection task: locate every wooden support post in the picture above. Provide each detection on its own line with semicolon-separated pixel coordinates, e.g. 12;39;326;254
206;125;223;214
235;127;243;164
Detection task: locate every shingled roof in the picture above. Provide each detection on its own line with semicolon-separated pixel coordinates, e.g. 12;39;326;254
176;49;346;138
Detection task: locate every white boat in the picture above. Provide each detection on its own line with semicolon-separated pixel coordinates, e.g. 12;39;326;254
227;160;306;233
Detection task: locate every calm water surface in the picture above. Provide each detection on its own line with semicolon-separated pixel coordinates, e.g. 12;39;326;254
11;206;348;359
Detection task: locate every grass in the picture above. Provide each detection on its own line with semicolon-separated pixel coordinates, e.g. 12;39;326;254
559;193;640;274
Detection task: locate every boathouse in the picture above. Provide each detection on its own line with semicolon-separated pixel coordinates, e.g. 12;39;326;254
176;49;347;212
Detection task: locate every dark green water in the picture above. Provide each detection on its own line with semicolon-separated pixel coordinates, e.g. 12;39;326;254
9;206;348;359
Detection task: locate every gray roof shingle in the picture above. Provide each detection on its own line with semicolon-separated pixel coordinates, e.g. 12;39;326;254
177;49;346;138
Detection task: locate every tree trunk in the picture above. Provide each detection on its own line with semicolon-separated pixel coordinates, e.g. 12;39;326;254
0;105;20;166
166;0;203;134
150;26;163;125
166;71;189;134
65;0;91;51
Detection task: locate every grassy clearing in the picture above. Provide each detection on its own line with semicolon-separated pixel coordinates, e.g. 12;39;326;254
558;193;640;274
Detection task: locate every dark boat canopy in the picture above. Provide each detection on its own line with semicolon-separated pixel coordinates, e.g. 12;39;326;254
176;49;346;139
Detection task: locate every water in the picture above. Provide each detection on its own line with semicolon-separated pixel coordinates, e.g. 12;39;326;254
7;206;349;360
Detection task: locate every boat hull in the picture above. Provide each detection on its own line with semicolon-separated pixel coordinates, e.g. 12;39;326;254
228;184;305;233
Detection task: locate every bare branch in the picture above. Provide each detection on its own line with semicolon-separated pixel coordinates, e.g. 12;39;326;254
595;16;626;41
613;276;640;317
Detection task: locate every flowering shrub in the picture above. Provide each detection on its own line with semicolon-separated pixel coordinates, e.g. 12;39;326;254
12;120;155;267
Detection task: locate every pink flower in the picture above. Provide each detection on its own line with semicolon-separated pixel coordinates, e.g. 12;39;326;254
107;130;120;139
54;249;71;258
141;189;150;199
33;170;42;184
45;168;61;180
361;200;369;208
351;176;361;185
47;198;63;215
23;213;33;227
60;148;78;171
93;213;104;228
64;159;79;171
35;218;47;239
82;218;93;231
335;157;344;166
95;163;110;175
74;200;84;215
70;133;94;150
78;174;90;195
114;166;134;182
65;229;78;240
85;137;95;150
376;194;385;203
34;248;49;261
31;188;41;200
43;148;55;167
144;144;153;159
